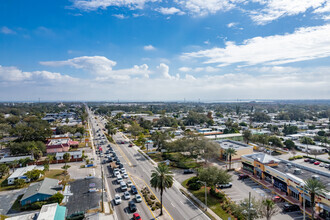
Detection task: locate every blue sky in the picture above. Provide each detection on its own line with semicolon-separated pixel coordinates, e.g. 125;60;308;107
0;0;330;101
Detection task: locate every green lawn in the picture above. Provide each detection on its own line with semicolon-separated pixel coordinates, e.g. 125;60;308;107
0;177;22;191
44;169;69;181
182;177;232;220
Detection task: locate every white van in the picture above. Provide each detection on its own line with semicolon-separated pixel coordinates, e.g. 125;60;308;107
120;181;127;191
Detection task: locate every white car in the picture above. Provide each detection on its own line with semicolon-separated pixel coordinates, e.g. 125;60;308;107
113;168;120;173
127;180;133;187
123;173;129;179
114;194;121;205
135;194;142;203
124;191;131;200
114;171;120;177
120;168;126;174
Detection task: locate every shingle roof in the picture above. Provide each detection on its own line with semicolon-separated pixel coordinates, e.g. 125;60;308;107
21;178;59;202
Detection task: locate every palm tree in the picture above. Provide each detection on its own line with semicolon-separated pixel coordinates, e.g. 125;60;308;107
304;178;328;219
225;148;237;170
150;163;174;216
260;198;279;220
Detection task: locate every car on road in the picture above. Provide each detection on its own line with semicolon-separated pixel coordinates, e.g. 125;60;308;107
135;194;142;203
129;144;133;147
272;195;284;203
133;213;141;220
114;194;121;205
121;168;126;173
238;174;249;180
129;201;137;212
131;185;138;194
127;180;133;187
123;173;129;179
217;182;232;189
124;191;131;200
283;203;300;212
314;161;321;165
183;169;194;174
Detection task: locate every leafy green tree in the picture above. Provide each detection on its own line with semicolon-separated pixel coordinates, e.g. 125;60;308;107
284;139;295;150
268;136;283;148
243;130;252;144
14;178;26;188
48;192;64;204
283;125;298;135
317;130;326;136
251;112;271;122
0;164;9;177
151;131;169;151
62;152;71;175
304;178;328;220
301;136;315;145
198;166;231;187
150;163;174;216
225;148;237;169
128;122;143;139
25;169;43;181
43;164;49;172
259;198;279;220
199;139;218;164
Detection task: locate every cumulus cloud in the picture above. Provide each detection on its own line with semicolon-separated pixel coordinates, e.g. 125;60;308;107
227;22;237;28
0;65;74;82
113;14;128;19
183;24;330;66
71;0;159;11
179;66;220;73
1;26;16;34
178;0;238;16
144;45;156;51
41;56;150;80
156;7;185;15
157;63;179;79
250;0;327;25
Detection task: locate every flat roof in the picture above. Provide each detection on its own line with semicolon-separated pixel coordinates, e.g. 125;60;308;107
216;139;253;150
0;155;33;163
273;161;330;191
9;165;43;179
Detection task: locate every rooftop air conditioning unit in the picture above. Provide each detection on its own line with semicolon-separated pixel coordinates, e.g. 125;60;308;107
293;168;301;175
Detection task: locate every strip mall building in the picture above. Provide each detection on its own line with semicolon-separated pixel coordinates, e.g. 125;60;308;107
241;153;330;219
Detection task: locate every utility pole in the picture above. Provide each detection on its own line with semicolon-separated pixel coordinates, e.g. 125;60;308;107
248;192;251;220
198;181;207;211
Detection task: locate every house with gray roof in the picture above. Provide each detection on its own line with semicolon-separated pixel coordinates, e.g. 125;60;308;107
21;178;61;206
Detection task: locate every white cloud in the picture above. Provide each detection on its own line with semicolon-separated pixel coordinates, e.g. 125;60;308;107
71;0;159;11
1;26;16;34
144;45;156;51
156;7;185;15
0;65;74;82
41;56;150;80
157;63;179;79
227;22;237;28
179;66;220;73
113;14;128;19
250;0;326;25
183;24;330;66
178;0;239;16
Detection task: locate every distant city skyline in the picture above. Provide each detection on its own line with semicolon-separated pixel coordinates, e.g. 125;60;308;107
1;0;330;101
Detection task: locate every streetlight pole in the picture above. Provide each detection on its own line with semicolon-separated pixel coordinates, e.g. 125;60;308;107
198;181;207;211
301;183;306;220
248;192;251;220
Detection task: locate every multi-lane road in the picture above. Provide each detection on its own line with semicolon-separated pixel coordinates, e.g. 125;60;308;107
87;107;210;220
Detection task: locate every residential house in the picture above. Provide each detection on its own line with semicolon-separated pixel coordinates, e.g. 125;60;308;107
8;165;43;185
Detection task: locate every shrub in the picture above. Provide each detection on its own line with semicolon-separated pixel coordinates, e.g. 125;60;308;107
289;157;295;161
151;206;156;211
155;202;161;207
187;176;200;185
150;195;156;200
188;182;201;191
48;192;64;204
210;188;225;202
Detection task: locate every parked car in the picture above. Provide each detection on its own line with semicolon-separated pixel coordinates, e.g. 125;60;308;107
114;194;121;205
283;203;300;212
120;181;128;191
217;182;232;189
304;158;310;162
133;213;141;220
129;144;133;147
309;159;315;163
121;168;126;173
272;195;284;203
118;163;124;168
238;174;249;180
123;173;129;179
116;160;121;165
129;201;137;212
127;180;133;187
314;161;321;165
124;191;130;200
135;194;142;203
131;185;138;194
183;169;194;174
319;163;325;167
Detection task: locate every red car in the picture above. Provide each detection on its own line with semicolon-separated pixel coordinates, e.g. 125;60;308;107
133;213;142;220
304;158;310;162
314;161;321;165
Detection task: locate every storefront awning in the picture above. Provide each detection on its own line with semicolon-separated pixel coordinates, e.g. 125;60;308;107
320;203;330;212
301;193;311;202
288;186;299;194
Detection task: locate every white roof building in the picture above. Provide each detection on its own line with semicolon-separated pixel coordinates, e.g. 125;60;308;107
8;165;44;185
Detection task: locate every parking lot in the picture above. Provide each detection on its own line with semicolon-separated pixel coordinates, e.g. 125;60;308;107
220;172;308;220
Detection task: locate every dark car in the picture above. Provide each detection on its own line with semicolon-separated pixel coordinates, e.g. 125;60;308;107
116;160;121;165
118;163;124;168
113;157;118;161
304;158;310;162
131;185;138;194
238;174;249;180
128;144;133;147
283;203;300;212
108;157;113;162
183;169;194;174
309;159;315;163
129;201;137;212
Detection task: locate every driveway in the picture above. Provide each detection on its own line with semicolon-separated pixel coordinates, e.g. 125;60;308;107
0;188;26;215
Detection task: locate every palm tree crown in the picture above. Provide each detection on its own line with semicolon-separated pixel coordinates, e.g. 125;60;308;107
150;163;174;216
225;147;237;169
304;178;328;220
